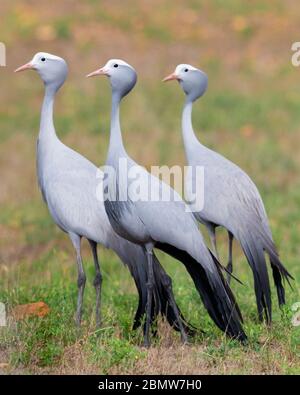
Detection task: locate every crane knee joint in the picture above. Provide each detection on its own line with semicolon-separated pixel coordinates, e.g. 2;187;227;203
77;274;86;288
94;273;103;287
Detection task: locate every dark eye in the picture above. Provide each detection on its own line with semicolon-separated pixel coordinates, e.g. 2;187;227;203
41;57;46;62
184;68;188;72
114;64;118;68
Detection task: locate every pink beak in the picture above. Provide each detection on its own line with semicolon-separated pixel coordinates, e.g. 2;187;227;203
86;67;109;78
14;62;34;73
162;72;179;82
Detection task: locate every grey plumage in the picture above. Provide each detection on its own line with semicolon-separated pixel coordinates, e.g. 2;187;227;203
164;63;293;323
87;59;246;346
15;52;194;336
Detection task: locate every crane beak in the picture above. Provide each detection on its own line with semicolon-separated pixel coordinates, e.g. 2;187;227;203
86;67;109;78
14;62;34;73
162;73;179;82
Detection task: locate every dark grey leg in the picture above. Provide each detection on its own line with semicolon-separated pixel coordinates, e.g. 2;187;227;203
208;225;219;260
88;240;102;328
144;244;154;348
226;231;234;284
69;233;86;327
162;273;188;343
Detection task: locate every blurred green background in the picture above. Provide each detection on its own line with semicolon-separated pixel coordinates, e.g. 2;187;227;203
0;0;299;374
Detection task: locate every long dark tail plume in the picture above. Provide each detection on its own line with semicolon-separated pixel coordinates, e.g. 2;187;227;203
129;263;149;330
152;257;197;336
268;250;293;306
210;249;244;285
238;223;294;322
271;263;285;306
259;230;294;306
208;250;243;322
238;229;272;323
127;256;158;331
156;242;247;342
129;253;196;336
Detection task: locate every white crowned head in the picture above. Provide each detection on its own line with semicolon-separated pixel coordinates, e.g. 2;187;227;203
163;63;208;102
15;52;68;90
87;59;137;98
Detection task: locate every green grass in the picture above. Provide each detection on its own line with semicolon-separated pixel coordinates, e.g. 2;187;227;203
0;0;299;374
0;238;299;373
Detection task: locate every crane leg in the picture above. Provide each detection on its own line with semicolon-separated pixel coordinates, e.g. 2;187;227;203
161;273;188;344
207;225;219;260
69;233;86;327
89;240;102;329
226;231;234;284
144;243;154;348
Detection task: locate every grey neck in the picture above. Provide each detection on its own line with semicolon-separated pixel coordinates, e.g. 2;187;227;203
182;99;202;158
107;91;125;160
38;84;59;144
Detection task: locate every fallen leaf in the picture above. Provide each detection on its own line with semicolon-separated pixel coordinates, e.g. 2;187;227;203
11;302;50;321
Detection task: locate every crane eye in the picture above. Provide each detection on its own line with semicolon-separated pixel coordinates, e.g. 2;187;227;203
114;64;118;68
184;68;188;72
41;57;46;62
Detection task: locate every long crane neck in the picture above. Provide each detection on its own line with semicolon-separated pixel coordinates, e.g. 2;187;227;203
182;99;202;158
36;83;61;190
38;85;59;144
107;91;125;160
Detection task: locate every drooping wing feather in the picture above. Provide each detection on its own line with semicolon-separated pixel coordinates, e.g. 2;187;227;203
39;141;192;333
108;156;246;340
110;233;197;335
188;144;293;321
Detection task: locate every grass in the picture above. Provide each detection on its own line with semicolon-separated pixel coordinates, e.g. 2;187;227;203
0;248;299;374
0;0;299;374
